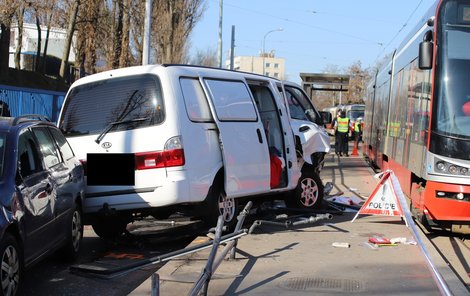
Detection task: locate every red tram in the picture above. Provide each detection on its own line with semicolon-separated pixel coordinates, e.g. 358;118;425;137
364;0;470;234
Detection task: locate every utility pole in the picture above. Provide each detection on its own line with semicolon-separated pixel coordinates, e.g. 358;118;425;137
142;0;152;65
217;0;223;68
230;25;235;70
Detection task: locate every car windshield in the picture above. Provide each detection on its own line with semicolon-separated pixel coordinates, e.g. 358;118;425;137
59;74;165;137
0;133;5;178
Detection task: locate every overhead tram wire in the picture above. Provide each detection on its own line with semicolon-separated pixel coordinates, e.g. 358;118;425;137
374;0;424;62
213;0;383;46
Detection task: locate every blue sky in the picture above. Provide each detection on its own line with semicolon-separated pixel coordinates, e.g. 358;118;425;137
189;0;436;83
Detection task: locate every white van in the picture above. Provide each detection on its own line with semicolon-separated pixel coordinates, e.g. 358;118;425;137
58;65;326;238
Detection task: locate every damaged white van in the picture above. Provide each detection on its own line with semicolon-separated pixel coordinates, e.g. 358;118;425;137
58;64;326;238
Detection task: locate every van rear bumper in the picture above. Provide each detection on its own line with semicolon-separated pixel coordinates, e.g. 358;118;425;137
83;174;191;214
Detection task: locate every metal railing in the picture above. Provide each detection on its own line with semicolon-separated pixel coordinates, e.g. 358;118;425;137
187;201;252;296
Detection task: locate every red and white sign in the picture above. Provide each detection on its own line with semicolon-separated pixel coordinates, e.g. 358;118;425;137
351;170;406;224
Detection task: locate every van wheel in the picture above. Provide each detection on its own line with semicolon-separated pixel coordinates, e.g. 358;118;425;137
59;203;83;261
202;182;238;230
288;170;324;209
92;217;128;239
0;233;22;296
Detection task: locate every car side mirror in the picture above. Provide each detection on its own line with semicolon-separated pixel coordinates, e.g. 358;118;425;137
319;111;332;127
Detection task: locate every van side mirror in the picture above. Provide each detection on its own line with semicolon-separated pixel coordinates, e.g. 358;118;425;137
319;111;332;127
419;30;433;70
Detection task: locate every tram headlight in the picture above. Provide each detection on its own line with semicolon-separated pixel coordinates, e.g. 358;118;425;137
436;162;446;171
434;159;469;176
448;165;458;174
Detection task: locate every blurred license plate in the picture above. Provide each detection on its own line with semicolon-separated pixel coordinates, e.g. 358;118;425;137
87;153;135;186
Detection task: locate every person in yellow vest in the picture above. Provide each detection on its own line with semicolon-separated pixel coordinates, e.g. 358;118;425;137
332;108;342;156
354;118;363;145
337;111;350;156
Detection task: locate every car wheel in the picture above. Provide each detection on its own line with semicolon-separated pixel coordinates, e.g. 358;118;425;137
0;233;22;296
202;182;238;230
288;169;324;209
59;203;83;260
92;216;129;239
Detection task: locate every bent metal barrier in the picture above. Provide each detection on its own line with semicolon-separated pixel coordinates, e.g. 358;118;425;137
69;204;251;281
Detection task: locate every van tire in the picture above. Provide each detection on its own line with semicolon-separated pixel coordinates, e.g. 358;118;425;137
288;169;324;209
91;217;128;239
202;182;238;230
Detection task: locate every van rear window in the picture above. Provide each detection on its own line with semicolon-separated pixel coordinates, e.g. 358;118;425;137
59;74;164;136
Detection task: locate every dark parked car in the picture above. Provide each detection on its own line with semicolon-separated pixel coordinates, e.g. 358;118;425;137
0;115;84;296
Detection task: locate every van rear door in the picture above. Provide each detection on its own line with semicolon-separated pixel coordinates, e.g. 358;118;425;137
203;78;270;198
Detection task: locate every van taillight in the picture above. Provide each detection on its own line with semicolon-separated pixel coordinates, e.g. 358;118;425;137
135;149;185;170
79;159;87;175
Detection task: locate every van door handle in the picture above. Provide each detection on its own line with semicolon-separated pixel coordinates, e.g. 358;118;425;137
256;129;263;143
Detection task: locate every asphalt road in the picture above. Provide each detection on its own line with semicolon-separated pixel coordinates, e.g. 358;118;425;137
18;218;204;296
16;206;470;295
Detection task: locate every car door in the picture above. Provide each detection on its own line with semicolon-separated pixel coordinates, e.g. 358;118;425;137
202;78;270;198
32;126;75;233
17;129;56;261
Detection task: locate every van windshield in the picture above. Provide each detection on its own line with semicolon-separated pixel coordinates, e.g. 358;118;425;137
59;74;164;137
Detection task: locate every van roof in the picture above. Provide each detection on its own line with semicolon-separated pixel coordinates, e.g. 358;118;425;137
69;64;282;89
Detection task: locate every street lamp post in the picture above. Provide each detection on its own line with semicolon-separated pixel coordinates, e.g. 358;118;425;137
262;28;283;75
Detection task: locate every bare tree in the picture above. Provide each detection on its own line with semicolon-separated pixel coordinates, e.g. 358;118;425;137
190;47;217;67
40;0;58;73
14;2;25;70
111;0;123;68
118;0;131;67
60;0;80;79
153;0;206;64
344;60;370;104
0;0;19;77
34;6;42;72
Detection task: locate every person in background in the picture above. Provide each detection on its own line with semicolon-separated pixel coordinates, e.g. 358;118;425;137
354;118;363;145
336;110;350;156
332;108;342;156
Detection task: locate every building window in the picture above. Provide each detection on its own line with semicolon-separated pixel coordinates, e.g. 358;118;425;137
265;62;270;68
274;63;279;68
273;73;279;78
265;72;270;76
10;31;15;46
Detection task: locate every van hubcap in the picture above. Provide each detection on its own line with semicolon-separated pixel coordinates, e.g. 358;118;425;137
300;177;319;207
218;194;236;222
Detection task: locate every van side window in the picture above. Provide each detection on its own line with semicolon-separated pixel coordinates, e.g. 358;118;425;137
249;84;284;151
284;86;322;125
204;79;257;121
180;78;213;122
